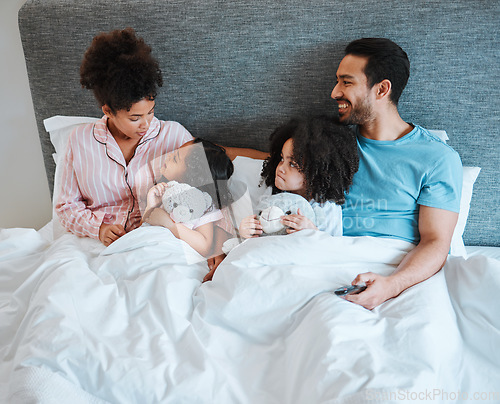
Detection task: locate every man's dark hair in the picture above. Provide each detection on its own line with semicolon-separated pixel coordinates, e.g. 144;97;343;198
261;115;359;204
80;28;163;113
345;38;410;105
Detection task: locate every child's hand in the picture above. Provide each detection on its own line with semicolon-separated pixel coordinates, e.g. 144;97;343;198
239;215;263;238
146;183;168;210
281;208;318;234
203;253;226;282
144;207;175;229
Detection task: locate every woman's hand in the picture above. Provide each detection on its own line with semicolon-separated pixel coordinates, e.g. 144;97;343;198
239;215;263;238
281;208;318;234
99;223;126;246
146;183;168;211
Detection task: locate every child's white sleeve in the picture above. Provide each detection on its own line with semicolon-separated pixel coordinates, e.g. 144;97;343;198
312;201;343;236
186;209;224;230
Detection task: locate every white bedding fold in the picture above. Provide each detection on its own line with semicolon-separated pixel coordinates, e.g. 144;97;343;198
9;366;110;404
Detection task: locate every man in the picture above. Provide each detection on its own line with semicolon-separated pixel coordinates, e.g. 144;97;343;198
331;38;462;309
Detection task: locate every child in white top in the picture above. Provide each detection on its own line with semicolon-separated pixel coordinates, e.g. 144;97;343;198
239;115;359;238
143;138;234;257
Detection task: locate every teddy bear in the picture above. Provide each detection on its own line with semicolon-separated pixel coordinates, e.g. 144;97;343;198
161;181;213;223
256;192;321;235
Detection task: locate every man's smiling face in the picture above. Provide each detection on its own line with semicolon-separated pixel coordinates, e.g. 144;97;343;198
331;54;376;125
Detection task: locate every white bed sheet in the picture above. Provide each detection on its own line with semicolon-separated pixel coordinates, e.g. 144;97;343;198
465;245;500;261
1;225;499;403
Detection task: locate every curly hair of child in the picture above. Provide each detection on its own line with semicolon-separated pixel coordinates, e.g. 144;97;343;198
260;115;359;204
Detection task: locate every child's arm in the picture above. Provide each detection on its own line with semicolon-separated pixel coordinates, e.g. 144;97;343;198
239;215;263;238
281;208;318;234
174;222;215;257
203;208;236;282
181;140;269;161
143;207;175;229
223;146;270;161
203;226;232;282
142;183;169;223
144;207;215;257
145;183;168;212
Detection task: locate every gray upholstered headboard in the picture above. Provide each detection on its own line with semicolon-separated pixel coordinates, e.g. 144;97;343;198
18;0;499;246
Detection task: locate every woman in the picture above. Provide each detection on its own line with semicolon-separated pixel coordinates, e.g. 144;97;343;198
56;28;195;246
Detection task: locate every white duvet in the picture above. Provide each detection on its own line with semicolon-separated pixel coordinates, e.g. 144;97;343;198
1;226;499;403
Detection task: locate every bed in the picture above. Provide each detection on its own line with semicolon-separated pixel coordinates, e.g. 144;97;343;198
1;0;499;402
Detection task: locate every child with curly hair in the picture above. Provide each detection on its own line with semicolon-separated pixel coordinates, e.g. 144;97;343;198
239;115;359;238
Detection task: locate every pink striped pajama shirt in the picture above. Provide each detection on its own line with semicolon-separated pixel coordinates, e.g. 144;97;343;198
55;116;193;240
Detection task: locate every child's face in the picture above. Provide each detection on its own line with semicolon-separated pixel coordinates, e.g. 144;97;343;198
160;145;190;181
104;98;155;141
275;138;306;197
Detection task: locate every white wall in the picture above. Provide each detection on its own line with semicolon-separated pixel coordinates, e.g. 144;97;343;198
0;0;52;230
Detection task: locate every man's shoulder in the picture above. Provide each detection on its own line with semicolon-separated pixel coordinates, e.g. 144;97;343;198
413;125;451;145
411;125;461;158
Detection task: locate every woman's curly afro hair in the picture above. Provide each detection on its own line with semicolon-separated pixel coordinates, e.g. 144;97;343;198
80;28;163;113
261;115;359;204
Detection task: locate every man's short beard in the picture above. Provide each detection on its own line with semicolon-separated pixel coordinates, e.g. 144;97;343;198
343;97;374;126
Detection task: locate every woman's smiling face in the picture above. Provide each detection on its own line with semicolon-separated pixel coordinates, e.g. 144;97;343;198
104;98;156;141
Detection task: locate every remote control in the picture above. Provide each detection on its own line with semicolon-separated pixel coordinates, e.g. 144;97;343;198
334;284;367;296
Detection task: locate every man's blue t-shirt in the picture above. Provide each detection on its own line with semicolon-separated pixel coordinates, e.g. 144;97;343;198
342;125;462;244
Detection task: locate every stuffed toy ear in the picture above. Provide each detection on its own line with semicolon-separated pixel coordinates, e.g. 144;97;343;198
203;192;212;211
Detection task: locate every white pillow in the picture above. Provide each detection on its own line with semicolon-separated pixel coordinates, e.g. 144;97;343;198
427;129;481;257
43;116;100;239
427;129;449;142
450;166;481;257
229;157;270;204
227;157;271;228
44;115;100;163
